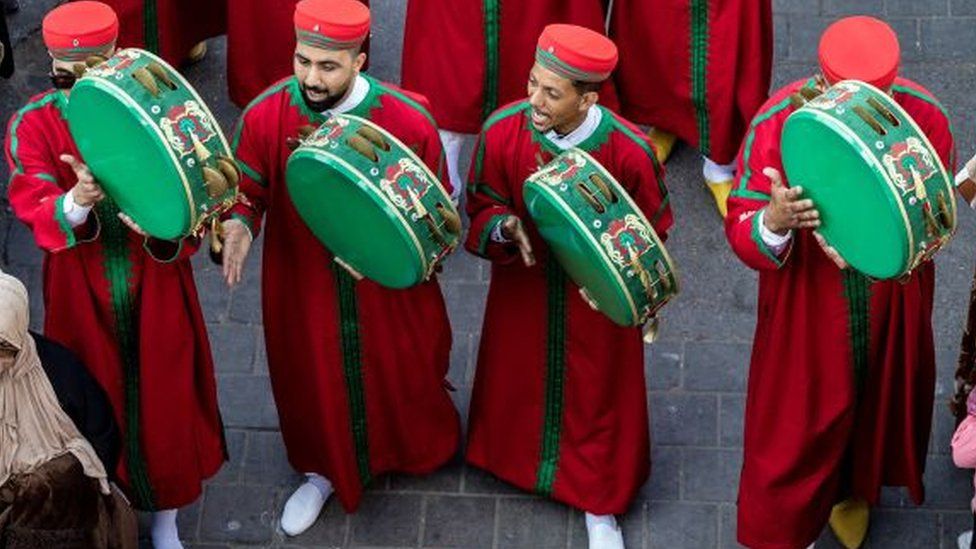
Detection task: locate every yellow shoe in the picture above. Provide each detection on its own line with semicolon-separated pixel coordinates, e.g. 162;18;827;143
187;41;208;64
647;128;677;165
828;498;870;549
705;178;733;218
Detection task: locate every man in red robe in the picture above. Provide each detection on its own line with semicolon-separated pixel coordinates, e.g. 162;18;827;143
726;16;955;549
610;0;773;217
225;0;369;109
93;0;225;66
400;0;615;198
5;3;225;548
464;24;671;549
219;0;460;537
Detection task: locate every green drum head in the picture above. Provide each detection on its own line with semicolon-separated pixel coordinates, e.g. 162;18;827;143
526;186;637;326
782;114;909;279
286;152;425;288
68;82;190;240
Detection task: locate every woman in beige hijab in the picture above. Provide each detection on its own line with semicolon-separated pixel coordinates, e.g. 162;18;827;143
0;269;136;549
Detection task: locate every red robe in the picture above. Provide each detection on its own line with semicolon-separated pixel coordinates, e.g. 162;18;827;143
464;101;672;514
726;77;956;549
610;0;773;164
95;0;226;66
225;0;369;108
230;74;460;512
400;0;617;135
5;90;225;510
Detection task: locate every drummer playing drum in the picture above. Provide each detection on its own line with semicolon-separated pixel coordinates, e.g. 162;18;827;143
463;24;671;549
4;2;226;547
726;16;956;549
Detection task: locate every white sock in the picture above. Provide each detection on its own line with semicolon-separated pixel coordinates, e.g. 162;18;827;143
702;157;735;183
151;509;182;549
305;472;333;498
585;512;618;530
438;129;467;203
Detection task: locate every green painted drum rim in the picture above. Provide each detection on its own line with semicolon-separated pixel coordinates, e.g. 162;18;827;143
286;113;460;288
781;79;955;279
68;48;237;240
525;148;679;326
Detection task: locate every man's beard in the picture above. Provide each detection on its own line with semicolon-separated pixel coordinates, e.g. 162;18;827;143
300;82;349;113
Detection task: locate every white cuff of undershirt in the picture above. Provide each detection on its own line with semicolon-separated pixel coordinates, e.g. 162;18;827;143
758;209;792;255
490;219;510;243
62;190;92;227
955;169;976;209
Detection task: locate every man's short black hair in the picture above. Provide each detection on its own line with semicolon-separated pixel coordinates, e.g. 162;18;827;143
571;79;602;95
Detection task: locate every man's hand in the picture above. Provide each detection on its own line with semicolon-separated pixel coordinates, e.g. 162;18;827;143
117;212;148;237
500;215;535;267
60;154;104;207
761;167;820;235
813;231;848;270
221;218;253;287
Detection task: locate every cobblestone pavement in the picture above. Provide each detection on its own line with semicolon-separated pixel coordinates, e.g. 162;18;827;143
3;1;976;547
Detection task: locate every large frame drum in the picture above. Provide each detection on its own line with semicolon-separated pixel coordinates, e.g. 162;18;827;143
782;79;955;279
286;114;461;289
68;48;239;241
524;148;679;328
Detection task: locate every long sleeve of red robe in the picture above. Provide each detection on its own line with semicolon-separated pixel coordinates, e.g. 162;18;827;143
610;0;773;165
95;0;226;67
5;90;225;511
229;75;459;512
464;101;671;514
400;0;617;135
726;77;956;549
225;0;370;108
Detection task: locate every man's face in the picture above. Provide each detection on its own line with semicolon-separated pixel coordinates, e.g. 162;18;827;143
49;46;114;90
526;63;593;133
293;42;366;112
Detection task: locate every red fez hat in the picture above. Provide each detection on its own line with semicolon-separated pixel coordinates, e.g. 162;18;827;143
294;0;370;50
535;24;618;83
819;16;900;89
43;1;118;62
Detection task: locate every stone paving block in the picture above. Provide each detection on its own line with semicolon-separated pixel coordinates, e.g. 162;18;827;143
254;331;268;374
389;452;463;493
774;14;790;62
719;394;745;448
462;466;525;496
683;341;749;392
921;18;976;61
681;448;743;502
496;498;569;549
930;401;955;456
448;332;472;389
940;511;972;549
228;276;263;325
442;281;488;335
868;509;940;547
422;495;494;548
788;17;832;62
649;392;718;446
349;493;423;547
191;266;231;324
279;496;349;547
210;429;247;485
199;484;277;544
177;498;204;543
441;251;482;285
887;18;922;63
645;340;682;391
888;0;949;16
952;0;976;15
717;504;739;549
243;430;298;486
217;375;280;429
567;501;645;549
922;454;975;510
208;324;258;374
640;445;680;501
822;0;884;15
774;0;821;14
647;502;718;549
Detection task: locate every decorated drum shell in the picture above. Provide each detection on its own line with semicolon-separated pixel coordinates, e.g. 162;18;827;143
782;79;955;279
524;148;679;327
67;48;238;240
286;113;460;289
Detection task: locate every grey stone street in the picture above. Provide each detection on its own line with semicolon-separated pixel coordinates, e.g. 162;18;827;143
2;1;976;547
